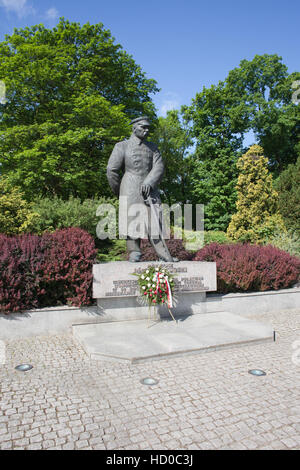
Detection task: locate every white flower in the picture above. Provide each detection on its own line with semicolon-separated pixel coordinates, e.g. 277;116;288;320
152;284;155;288
147;283;151;287
141;275;145;279
146;277;150;281
146;270;149;274
155;267;159;271
142;286;146;290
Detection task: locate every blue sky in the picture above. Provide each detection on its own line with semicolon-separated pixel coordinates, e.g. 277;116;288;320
0;0;299;120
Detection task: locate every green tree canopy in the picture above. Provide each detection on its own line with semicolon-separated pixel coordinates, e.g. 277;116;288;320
225;54;300;174
183;54;299;230
183;83;241;231
0;18;159;200
151;110;193;205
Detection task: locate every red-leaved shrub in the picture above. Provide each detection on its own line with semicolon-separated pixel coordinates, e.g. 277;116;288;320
0;233;49;313
193;243;300;293
0;228;97;313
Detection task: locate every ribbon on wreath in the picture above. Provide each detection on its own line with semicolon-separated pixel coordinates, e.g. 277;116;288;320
150;270;177;324
155;272;173;309
165;277;173;308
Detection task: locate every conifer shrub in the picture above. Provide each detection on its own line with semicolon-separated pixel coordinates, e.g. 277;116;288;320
0;228;97;314
0;178;38;235
193;243;300;293
227;145;285;243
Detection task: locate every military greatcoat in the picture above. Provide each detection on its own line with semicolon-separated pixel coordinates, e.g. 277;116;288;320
107;134;164;203
107;134;172;260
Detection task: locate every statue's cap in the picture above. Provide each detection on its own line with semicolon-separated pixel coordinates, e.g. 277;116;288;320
130;116;150;125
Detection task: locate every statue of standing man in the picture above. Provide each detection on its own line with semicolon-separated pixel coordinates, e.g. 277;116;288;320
107;116;175;263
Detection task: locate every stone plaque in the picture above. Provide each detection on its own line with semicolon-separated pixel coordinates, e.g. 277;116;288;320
93;261;217;299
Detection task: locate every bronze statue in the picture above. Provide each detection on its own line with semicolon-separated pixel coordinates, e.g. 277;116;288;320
107;116;175;262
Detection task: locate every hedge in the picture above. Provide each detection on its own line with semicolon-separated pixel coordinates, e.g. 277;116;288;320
193;243;300;293
0;228;97;313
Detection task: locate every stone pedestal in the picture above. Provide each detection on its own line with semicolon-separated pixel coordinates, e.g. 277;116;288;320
92;261;217;321
72;260;274;363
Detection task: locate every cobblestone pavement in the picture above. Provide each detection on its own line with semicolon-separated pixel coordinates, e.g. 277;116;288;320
0;309;299;450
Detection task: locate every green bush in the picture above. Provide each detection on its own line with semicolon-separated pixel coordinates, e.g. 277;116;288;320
31;195;118;236
172;228;231;251
96;239;127;262
30;195;120;256
266;231;300;258
275;156;300;234
204;231;231;245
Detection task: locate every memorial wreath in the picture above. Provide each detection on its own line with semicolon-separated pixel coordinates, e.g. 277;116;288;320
133;265;177;323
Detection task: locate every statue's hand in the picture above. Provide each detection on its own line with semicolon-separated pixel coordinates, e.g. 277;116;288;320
141;184;152;198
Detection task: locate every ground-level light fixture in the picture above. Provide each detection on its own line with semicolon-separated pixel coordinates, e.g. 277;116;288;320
15;364;33;372
140;377;159;386
248;369;266;376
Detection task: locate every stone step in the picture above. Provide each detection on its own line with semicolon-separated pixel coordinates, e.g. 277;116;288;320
72;312;274;364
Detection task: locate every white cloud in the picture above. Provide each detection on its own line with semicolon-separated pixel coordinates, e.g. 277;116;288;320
160;100;180;117
45;7;58;21
0;0;35;18
158;92;181;117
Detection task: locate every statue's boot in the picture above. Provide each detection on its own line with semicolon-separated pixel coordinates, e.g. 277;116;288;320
127;239;142;263
129;251;142;263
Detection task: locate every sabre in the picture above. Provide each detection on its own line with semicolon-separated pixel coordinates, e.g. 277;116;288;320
144;195;171;259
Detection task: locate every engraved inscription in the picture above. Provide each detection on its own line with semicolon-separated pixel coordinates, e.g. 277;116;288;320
105;275;208;297
105;279;139;297
174;276;208;292
133;264;188;274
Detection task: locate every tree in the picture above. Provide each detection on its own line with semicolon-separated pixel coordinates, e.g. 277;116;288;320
188;148;238;231
183;83;242;231
275;155;300;233
184;54;299;230
0;18;159;200
227;145;285;243
225;54;300;174
151;110;193;205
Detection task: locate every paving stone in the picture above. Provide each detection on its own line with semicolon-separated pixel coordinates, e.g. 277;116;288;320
42;439;55;449
26;443;42;450
0;308;299;450
0;441;13;450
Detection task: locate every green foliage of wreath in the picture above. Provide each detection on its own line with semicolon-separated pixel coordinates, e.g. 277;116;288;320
133;265;175;306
